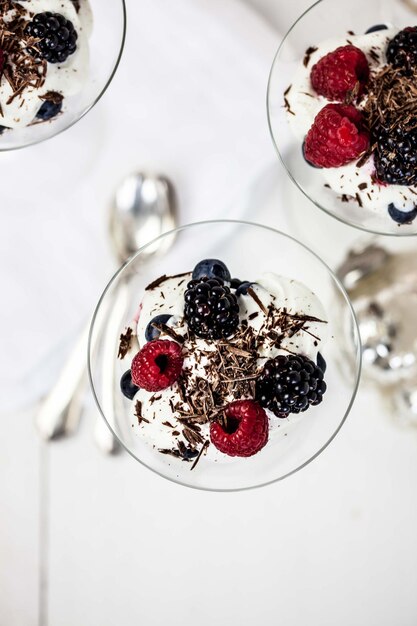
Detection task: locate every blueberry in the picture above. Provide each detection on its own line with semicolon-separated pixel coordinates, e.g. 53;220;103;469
230;278;242;289
302;139;322;169
365;24;388;34
36;99;63;121
316;352;327;373
120;370;139;400
387;203;417;225
192;259;231;282
145;314;172;342
236;281;253;296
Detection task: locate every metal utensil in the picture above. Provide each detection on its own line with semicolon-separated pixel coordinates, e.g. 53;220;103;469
336;241;417;428
36;172;178;448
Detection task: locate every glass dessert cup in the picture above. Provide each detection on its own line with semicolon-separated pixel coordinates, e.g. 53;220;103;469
0;0;126;151
88;220;361;491
267;0;417;236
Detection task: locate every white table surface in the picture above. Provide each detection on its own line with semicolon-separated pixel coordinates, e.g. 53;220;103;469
2;1;417;625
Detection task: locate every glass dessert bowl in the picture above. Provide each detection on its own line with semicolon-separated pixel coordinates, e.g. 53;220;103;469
267;0;417;236
88;221;361;491
0;0;125;151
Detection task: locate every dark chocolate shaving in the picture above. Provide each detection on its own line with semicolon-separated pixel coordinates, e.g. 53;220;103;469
303;46;318;68
145;272;190;291
152;322;185;344
247;287;268;315
118;327;133;359
0;2;48;108
362;65;417;173
284;96;295;116
190;440;210;471
39;91;63;104
135;400;149;425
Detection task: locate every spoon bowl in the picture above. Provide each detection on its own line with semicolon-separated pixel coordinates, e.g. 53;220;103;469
109;173;178;264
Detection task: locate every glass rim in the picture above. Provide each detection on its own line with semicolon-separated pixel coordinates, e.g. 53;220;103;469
266;0;417;238
0;0;127;153
88;219;362;492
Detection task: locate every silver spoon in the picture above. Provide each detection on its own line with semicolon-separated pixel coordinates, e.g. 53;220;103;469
36;172;178;448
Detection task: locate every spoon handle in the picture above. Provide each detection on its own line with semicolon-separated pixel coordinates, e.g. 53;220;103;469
36;324;90;440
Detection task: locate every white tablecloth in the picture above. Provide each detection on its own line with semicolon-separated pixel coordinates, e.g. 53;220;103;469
2;3;417;626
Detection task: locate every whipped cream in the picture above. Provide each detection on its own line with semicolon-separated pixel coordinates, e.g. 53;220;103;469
121;272;328;465
0;0;92;129
286;28;417;214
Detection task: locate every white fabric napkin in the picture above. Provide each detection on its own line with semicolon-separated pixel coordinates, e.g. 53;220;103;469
0;0;280;412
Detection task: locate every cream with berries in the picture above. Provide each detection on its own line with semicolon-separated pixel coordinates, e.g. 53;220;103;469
0;0;92;131
117;259;329;469
285;25;417;224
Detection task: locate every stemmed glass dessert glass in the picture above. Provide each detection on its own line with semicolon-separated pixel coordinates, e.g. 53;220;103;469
88;220;361;491
267;0;417;236
0;0;126;151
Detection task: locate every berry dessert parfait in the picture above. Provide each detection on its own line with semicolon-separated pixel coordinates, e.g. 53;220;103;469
89;221;361;491
0;0;125;150
267;0;417;235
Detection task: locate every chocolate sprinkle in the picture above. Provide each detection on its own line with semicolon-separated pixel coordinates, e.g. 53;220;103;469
135;400;149;425
145;272;190;291
0;2;48;108
247;287;268;315
118;327;133;359
284;96;295;116
190;440;210;471
363;66;417;170
39;90;63;104
152;322;185;344
303;46;318;68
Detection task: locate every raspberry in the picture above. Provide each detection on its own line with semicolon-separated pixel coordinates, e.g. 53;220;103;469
304;104;369;168
131;340;183;392
210;400;269;457
387;27;417;75
255;354;327;418
311;45;369;101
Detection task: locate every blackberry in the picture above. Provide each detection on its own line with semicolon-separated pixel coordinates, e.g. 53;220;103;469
374;122;417;186
25;12;78;64
386;27;417;74
255;354;327;418
36;99;63;121
184;277;240;339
